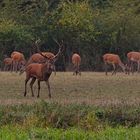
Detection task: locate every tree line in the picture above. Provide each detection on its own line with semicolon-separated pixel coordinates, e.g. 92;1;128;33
0;0;140;71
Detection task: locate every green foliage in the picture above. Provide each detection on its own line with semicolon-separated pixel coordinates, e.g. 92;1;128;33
0;125;140;140
0;0;48;24
46;1;97;69
0;19;33;58
98;0;140;54
0;125;28;140
47;1;96;44
80;112;104;131
0;0;139;70
0;101;140;130
0;19;33;42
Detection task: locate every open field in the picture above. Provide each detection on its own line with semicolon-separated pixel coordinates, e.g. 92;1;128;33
0;72;139;106
0;72;140;139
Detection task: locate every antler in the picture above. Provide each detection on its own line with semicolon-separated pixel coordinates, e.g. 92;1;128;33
34;39;50;60
35;39;41;53
53;38;62;48
53;38;64;60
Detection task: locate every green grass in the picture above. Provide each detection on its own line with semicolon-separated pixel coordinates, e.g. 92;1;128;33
0;126;140;140
0;101;139;129
0;72;140;139
0;72;139;106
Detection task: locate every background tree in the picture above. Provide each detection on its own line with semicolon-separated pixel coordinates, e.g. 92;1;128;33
0;0;139;71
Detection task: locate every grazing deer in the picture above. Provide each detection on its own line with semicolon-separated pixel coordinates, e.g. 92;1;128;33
3;58;13;71
11;51;26;72
72;53;81;75
103;53;126;75
24;40;63;98
27;52;55;65
127;51;140;74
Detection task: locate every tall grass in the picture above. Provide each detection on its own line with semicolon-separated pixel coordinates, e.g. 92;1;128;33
0;125;139;140
0;101;139;129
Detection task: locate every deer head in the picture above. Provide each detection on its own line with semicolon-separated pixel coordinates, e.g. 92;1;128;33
35;39;63;72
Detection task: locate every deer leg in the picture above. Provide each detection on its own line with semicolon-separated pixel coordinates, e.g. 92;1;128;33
53;65;56;75
114;64;117;75
127;59;130;75
112;64;116;75
137;61;140;73
15;62;18;72
14;61;17;72
18;62;23;72
12;61;15;72
17;62;20;72
6;65;9;71
37;80;41;98
104;62;108;75
74;64;79;76
76;65;79;76
77;65;81;76
73;71;75;75
76;70;78;76
131;61;134;75
14;62;16;72
10;61;13;72
13;61;17;72
30;77;36;97
24;77;30;97
115;64;117;75
3;65;6;71
129;61;132;74
46;80;51;98
125;64;129;75
6;65;10;71
73;65;76;75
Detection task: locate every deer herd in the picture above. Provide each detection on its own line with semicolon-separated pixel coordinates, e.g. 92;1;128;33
103;52;140;75
2;39;140;98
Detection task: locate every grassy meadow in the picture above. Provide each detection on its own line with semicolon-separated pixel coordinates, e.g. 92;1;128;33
0;72;139;139
0;71;139;105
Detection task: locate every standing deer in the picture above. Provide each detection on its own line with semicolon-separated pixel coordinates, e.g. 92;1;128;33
127;51;140;74
24;40;63;98
3;57;13;71
11;51;26;72
103;53;126;75
72;53;81;75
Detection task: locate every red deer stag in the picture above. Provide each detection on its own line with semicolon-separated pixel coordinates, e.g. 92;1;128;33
24;40;63;98
11;51;26;72
20;40;57;75
103;53;126;75
127;51;140;74
3;57;13;71
72;53;81;75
